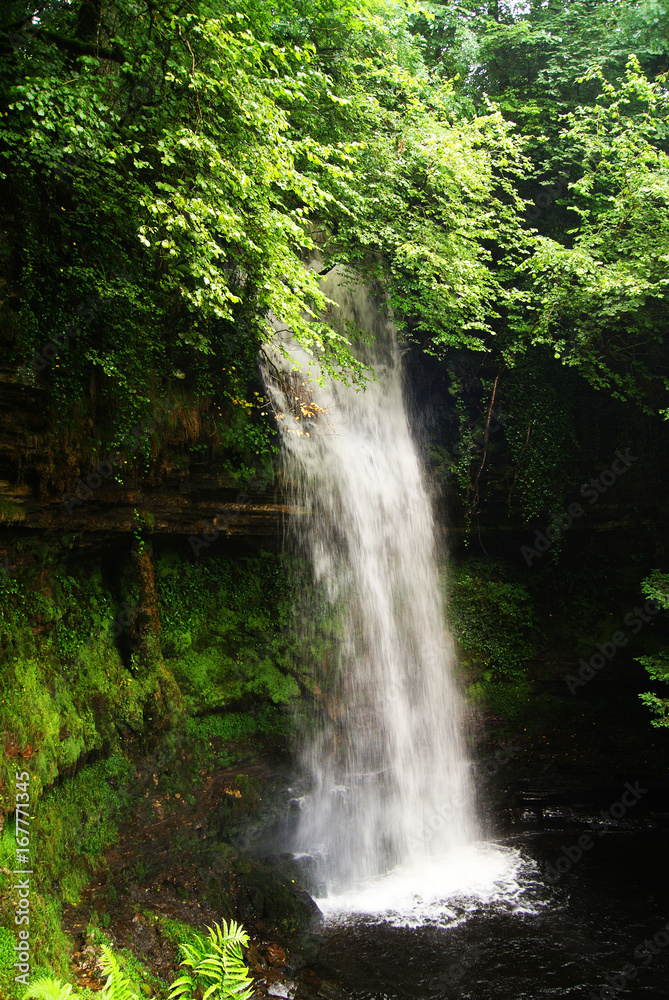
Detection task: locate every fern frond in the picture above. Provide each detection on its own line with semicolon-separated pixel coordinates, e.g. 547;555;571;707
24;979;76;1000
168;920;253;1000
99;944;142;1000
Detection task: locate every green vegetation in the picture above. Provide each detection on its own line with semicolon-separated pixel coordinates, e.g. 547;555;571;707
0;545;313;993
3;0;669;517
637;570;669;726
156;553;300;713
1;0;669;993
0;547;306;814
0;0;530;493
25;941;161;1000
447;560;537;681
0;551;156;811
23;921;252;1000
446;559;537;724
169;921;252;1000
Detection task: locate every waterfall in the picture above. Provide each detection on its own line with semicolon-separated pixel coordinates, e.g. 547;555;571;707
263;268;477;895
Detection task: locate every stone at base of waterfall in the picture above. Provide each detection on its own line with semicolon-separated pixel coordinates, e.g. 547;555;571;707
265;943;288;966
301;968;321;992
267;981;297;999
317;981;346;1000
245;941;267;974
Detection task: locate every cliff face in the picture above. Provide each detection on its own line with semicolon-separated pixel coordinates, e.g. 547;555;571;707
0;429;311;989
0;365;291;549
1;356;669;995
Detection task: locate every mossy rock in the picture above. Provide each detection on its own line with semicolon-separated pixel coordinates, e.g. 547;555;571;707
233;858;320;934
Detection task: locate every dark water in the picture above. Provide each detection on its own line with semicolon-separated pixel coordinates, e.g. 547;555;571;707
318;831;669;998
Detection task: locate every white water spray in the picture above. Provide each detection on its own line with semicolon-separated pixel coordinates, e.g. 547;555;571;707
264;269;478;896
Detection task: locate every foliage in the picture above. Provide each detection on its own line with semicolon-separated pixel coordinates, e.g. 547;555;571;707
2;0;668;469
320;83;533;349
0;544;301;989
169;921;252;1000
501;352;579;522
98;945;142;1000
0;553;155;811
637;570;669;726
519;61;669;414
0;0;535;481
0;753;134;992
2;3;669;987
34;753;135;902
446;559;536;680
20;941;158;1000
156;553;301;712
24;980;76;1000
404;0;669;527
183;707;289;773
0;880;71;996
451;557;538;727
467;675;532;726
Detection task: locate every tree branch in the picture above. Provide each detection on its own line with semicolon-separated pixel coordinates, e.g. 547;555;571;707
42;29;126;63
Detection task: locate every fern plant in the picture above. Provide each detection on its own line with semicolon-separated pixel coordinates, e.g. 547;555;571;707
99;945;142;1000
24;980;77;1000
23;947;147;1000
169;921;253;1000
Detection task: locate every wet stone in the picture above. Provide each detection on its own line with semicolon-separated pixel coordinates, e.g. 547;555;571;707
265;942;288;966
267;981;298;998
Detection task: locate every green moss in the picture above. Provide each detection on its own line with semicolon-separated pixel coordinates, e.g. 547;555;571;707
467;677;533;722
0;546;319;989
185;707;290;770
185;707;287;743
0;554;164;812
86;927;169;999
0;926;15;1000
0;750;137;995
34;753;135;901
0;887;70;998
154;915;202;947
156;554;303;712
447;559;537;681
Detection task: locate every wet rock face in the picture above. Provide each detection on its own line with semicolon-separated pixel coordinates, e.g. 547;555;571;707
0;365;288;545
73;844;329;998
233;858;322;936
60;733;328;997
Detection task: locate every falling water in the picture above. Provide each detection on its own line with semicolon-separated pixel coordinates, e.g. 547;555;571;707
263;268;477;897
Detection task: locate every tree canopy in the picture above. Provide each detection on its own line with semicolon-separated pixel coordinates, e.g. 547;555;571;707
2;0;669;453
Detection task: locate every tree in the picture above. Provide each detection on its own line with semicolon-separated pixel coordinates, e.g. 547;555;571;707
0;0;534;476
519;61;669;415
